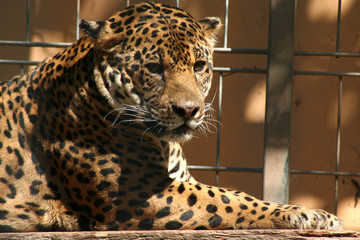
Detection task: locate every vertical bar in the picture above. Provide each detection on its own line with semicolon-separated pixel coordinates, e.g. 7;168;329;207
263;0;296;204
126;0;130;7
26;0;30;42
334;76;342;216
334;0;342;216
336;0;342;53
24;0;30;75
76;0;80;40
214;0;229;186
215;72;223;186
176;0;179;8
223;0;229;48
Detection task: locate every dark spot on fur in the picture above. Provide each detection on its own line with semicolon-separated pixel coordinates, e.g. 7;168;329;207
187;193;197;207
208;214;222;228
138;218;154;230
180;210;194;221
156;206;171;219
165;220;183;229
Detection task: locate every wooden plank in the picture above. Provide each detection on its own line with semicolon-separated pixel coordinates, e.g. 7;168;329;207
0;230;358;240
263;0;296;204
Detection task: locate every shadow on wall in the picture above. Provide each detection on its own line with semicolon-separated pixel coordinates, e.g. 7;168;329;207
290;0;360;231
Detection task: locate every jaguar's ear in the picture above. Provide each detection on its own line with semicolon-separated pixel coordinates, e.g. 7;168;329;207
198;17;222;46
80;19;106;40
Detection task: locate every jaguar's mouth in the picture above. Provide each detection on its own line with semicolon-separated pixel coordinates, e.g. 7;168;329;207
145;121;196;141
169;124;193;136
104;106;201;141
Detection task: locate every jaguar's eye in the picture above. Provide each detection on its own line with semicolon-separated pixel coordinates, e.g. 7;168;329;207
194;60;206;72
145;62;163;74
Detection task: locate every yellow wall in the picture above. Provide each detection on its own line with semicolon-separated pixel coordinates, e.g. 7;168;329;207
1;0;360;230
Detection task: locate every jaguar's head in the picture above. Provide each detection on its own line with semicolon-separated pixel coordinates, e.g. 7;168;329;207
80;1;221;141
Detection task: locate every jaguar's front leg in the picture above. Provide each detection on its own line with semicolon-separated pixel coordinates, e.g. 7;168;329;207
129;180;342;230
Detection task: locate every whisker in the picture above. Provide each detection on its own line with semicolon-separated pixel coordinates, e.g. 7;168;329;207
103;104;155;128
141;125;155;143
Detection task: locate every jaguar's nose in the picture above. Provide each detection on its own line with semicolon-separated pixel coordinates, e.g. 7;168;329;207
172;104;200;120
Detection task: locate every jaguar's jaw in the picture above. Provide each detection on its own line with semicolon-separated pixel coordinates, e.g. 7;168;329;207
164;124;196;142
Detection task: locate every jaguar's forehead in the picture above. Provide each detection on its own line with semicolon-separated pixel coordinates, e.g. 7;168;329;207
99;2;209;56
106;2;202;36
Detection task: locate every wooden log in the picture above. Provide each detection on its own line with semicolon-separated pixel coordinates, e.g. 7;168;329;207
0;229;358;240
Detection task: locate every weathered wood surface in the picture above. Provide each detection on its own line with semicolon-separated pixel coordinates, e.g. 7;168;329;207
0;230;358;240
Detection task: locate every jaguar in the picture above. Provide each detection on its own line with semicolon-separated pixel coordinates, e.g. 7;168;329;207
0;1;342;231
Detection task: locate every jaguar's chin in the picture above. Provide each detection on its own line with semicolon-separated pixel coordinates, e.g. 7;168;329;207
164;124;195;142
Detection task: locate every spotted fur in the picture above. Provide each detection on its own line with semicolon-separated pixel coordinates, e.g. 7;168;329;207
0;1;341;231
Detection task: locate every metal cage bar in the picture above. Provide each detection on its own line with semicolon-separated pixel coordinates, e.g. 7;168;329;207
76;0;81;40
333;0;342;216
215;0;229;186
262;0;296;204
215;72;223;186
